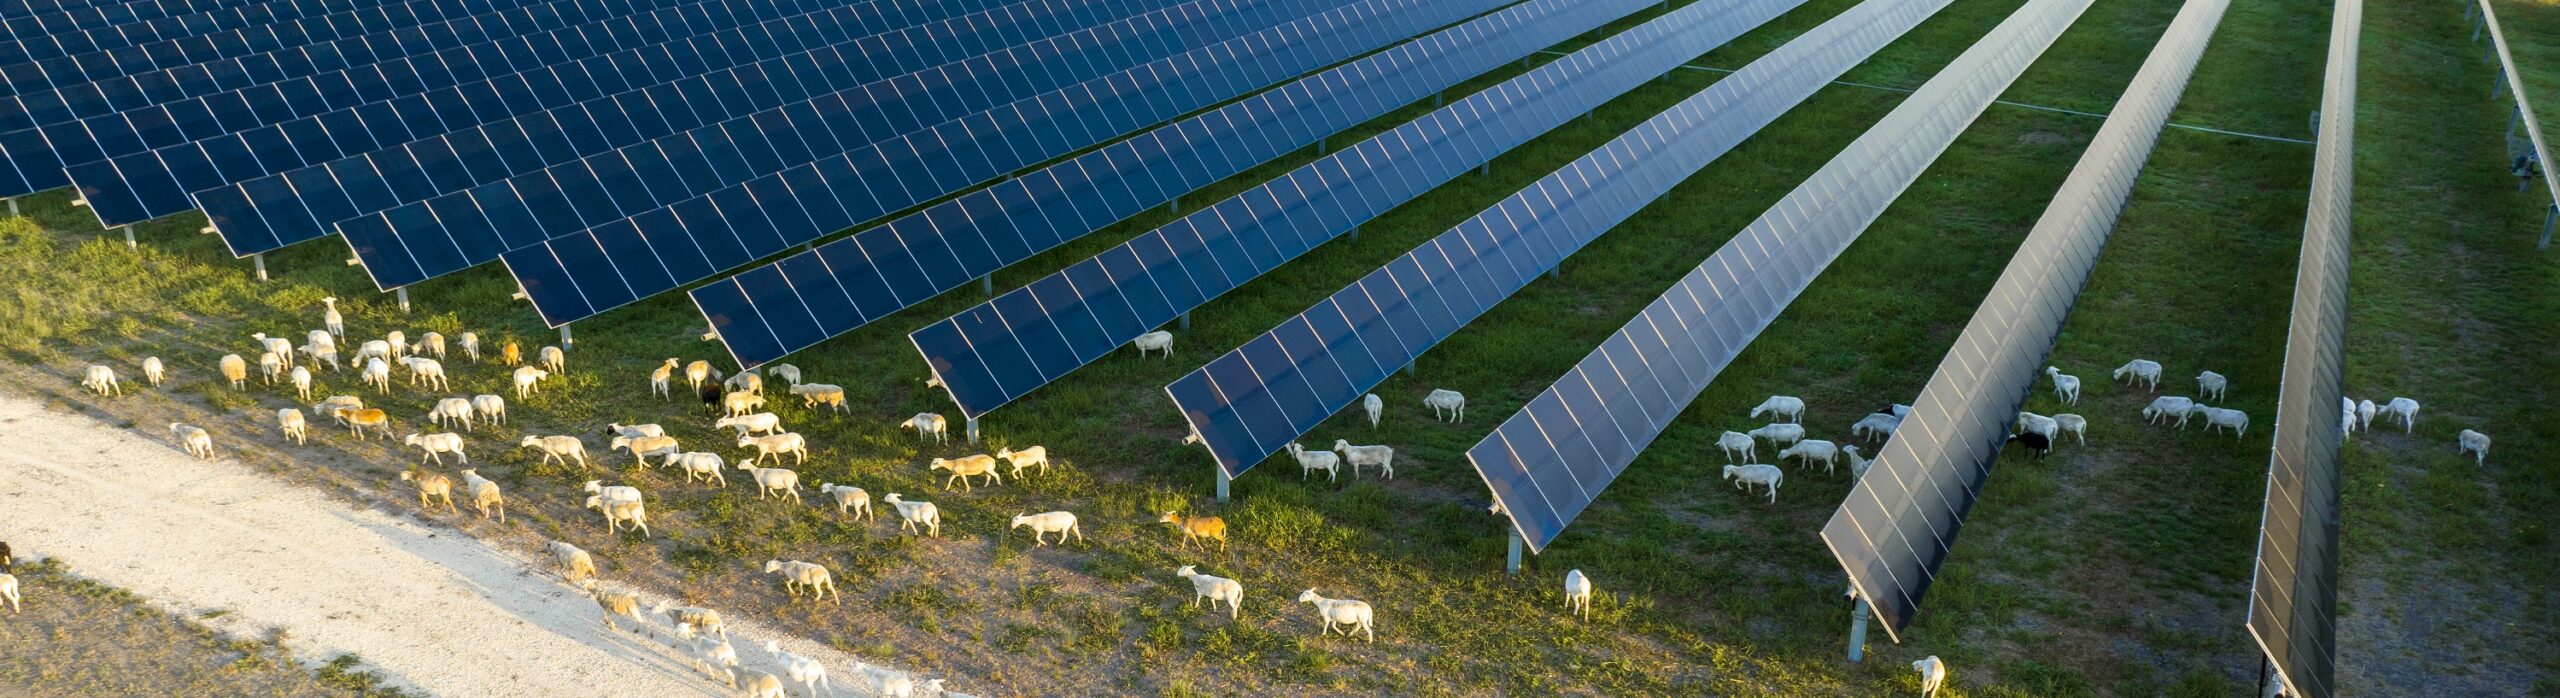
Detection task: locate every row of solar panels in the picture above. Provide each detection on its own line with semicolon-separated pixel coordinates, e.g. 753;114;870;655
2477;0;2560;217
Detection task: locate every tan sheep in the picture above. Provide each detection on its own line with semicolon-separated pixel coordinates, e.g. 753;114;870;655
928;455;1003;492
398;469;457;515
763;559;838;604
218;354;248;388
458;469;504;522
169;423;213;459
550;540;598;589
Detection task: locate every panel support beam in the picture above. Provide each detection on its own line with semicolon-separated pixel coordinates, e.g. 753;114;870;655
1846;598;1871;663
395;288;412;313
965;417;981;445
4;197;15;216
559;323;573;347
1505;529;1522;573
979;275;993;297
120;226;134;249
1215;467;1230;502
2540;205;2557;249
1178;312;1192;331
252;254;268;282
1348;225;1360;243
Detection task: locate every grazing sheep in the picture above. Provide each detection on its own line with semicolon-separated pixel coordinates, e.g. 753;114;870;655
1296;589;1375;643
350;340;391;366
2007;431;2052;460
2383;397;2420;432
649;358;676;399
681;631;740;689
401;357;447;390
81;364;121;396
723;370;763;397
1285;442;1342;482
303;344;341;372
2054;414;2088;445
320;296;344;337
665;452;728;486
471;394;506;426
852;663;916;698
2357;399;2377;433
403;432;468;464
820;483;871;520
899;412;948;443
584;480;643;504
169;422;214;459
2196;406;2250;438
1333;440;1395;480
538;345;565;373
766;363;803;386
258;351;284;385
345;408;390;440
1159;512;1228;551
735;463;803;502
549;540;597;589
741;672;784;698
361;357;391;393
1010;511;1084;546
761;641;829;698
458;332;480;362
385;331;409;360
2458;429;2491;466
1850;412;1901;443
1747;423;1806;447
714;412;784;437
1175;565;1244;619
2113;359;2163;391
606;422;664;439
309;396;366;424
511;366;549;398
458;469;504;522
1132;330;1175;358
1363;392;1383;428
1424;389;1467;422
1749;395;1806;423
1915;656;1948;697
289;366;312;401
1563;569;1594;621
519;435;591;470
882;494;941;536
1717;431;1757;463
2046;366;2081;405
789;383;847;413
584;496;649;537
928;455;1002;491
764;560;838;603
0;573;14;613
1778;439;1840;475
276;408;308;445
591;588;645;633
721;391;766;417
737;432;808;466
428;397;475;430
611;434;681;464
2197;370;2229;401
399;469;457;514
2342;397;2359;437
920;679;977;698
219;353;248;388
653;600;725;639
2144;396;2198;427
419;332;445;359
1843;445;1872;479
2014;411;2061;441
995;446;1051;478
307;330;335;354
1721;464;1783;503
683;360;721;390
140;356;165;386
251;333;294;367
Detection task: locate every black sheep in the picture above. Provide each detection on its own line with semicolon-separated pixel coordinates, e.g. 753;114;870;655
699;381;725;414
2007;431;2051;460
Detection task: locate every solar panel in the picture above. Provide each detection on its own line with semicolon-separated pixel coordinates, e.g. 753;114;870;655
2478;0;2560;230
896;0;1816;416
0;0;309;44
0;0;572;97
0;0;401;66
2247;1;2356;695
511;0;1505;326
273;0;1332;269
698;0;1662;374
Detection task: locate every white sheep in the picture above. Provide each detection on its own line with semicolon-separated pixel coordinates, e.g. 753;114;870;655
928;455;1003;491
81;364;121;396
361;357;392;393
2046;366;2082;405
1843;445;1873;479
742;673;784;698
276;408;308;445
400;357;447;391
289;366;313;401
715;412;784;437
724;369;764;396
1285;442;1341;482
665;451;727;486
458;332;480;362
1132;330;1174;358
685;360;721;390
250;332;294;367
763;559;837;603
1747;423;1806;447
766;363;802;386
2196;406;2250;438
649;358;676;399
2113;359;2163;391
2144;396;2198;427
2014;411;2060;441
549;540;597;589
718;391;765;418
0;573;15;613
385;331;408;360
2341;397;2358;437
851;662;916;698
882;493;941;536
590;588;645;632
307;329;335;353
737;432;808;466
1175;565;1244;619
789;383;847;413
428;397;475;430
1424;388;1466;422
1850;412;1901;443
258;351;285;385
2383;397;2420;433
353;339;392;366
1749;395;1805;423
920;679;977;698
140;356;165;386
900;412;948;444
1332;439;1395;480
511;366;548;399
655;600;725;640
2458;429;2491;466
2356;399;2377;433
2197;370;2229;401
820;483;870;520
320;296;344;337
1778;439;1840;475
583;495;649;537
219;353;248;388
681;631;740;689
995;446;1050;478
538;345;566;373
519;435;590;470
1563;569;1593;621
1717;431;1756;463
1915;655;1948;697
735;463;802;502
1363;392;1383;428
1010;511;1084;546
1721;464;1783;503
611;434;680;464
399;469;457;515
310;396;365;424
607;422;664;439
169;422;213;459
303;344;341;372
458;469;504;522
2054;413;2087;445
419;332;446;359
471;394;506;426
403;432;468;464
1296;589;1375;642
761;640;830;698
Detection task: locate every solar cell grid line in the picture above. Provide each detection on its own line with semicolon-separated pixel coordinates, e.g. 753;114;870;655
0;0;401;66
221;0;1290;259
0;0;564;96
898;0;1817;411
2248;1;2355;694
67;0;1070;227
526;0;1501;327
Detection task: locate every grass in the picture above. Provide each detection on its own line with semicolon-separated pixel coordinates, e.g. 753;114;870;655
0;558;403;697
0;0;2550;694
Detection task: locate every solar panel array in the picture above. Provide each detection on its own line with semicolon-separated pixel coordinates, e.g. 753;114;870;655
703;0;1660;373
3;0;378;68
1804;0;2224;643
904;0;1816;419
515;0;1507;326
2478;0;2560;222
3;0;516;95
1163;0;1886;478
2247;1;2356;694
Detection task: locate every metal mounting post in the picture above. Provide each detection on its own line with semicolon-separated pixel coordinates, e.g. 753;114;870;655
252;253;268;282
2539;205;2556;249
1479;162;1491;178
1401;362;1416;378
1178;312;1192;331
1547;266;1561;280
1318;136;1328;154
559;323;573;347
120;226;135;248
2492;70;2508;99
979;275;993;297
3;197;15;216
1504;529;1522;573
1215;467;1230;502
1846;597;1871;662
1432;92;1442;108
1347;225;1360;243
1169;195;1179;214
395;288;412;313
965;417;981;445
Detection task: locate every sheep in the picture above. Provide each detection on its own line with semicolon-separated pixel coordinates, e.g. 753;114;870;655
789;383;847;413
1843;445;1872;479
458;332;480;362
511;366;548;399
538;345;566;373
1721;464;1783;503
419;331;446;359
2008;431;2052;460
742;672;785;698
472;394;507;426
428;397;475;430
761;640;830;698
1175;565;1244;619
723;369;763;396
1778;439;1840;475
2046;366;2081;405
2357;399;2377;433
519;435;591;470
764;559;838;603
2014;411;2061;441
649;358;676;398
1887;403;1914;418
1850;412;1901;443
289;366;313;401
140;356;165;386
1357;393;1383;429
307;329;336;353
1285;442;1342;482
820;483;871;520
397;357;446;391
851;662;916;698
2341;397;2358;437
1749;395;1806;423
169;422;214;459
882;494;941;536
767;363;803;386
219;353;248;388
385;331;408;360
606;422;663;439
258;351;284;385
2197;370;2229;401
1333;440;1395;480
303;344;341;372
1010;511;1083;546
737;432;808;466
81;364;121;396
403;432;468;464
590;588;645;633
1717;431;1757;463
2054;413;2088;445
1159;511;1228;551
2383;397;2420;432
345;408;389;440
1747;423;1806;447
353;339;393;366
584;480;643;504
685;359;721;390
920;679;978;698
651;600;725;640
584;495;649;537
398;469;458;514
611;434;680;464
665;452;728;486
995;446;1050;478
458;469;505;522
251;332;294;367
1296;589;1375;643
2113;359;2163;391
2197;406;2250;438
1424;388;1467;422
2144;396;2198;427
361;357;392;393
320;296;344;336
900;412;948;443
681;631;741;689
2458;429;2491;466
1914;656;1948;697
714;412;784;437
0;573;14;613
549;540;597;589
736;463;803;502
722;390;766;417
276;408;308;445
1563;569;1593;621
928;454;1002;491
1132;330;1175;358
308;396;365;424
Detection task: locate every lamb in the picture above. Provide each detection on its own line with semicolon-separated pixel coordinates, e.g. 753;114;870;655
1721;464;1783;503
1843;445;1873;479
219;353;248;388
2197;406;2250;438
258;351;284;385
403;432;468;464
398;469;457;514
471;394;507;426
1174;565;1244;619
250;332;294;367
735;463;803;502
2197;370;2229;401
651;600;725;640
721;390;766;417
275;408;308;445
458;332;480;362
1296;589;1375;643
789;383;847;413
1332;439;1395;480
429;397;475;430
1717;431;1757;463
519;435;591;470
549;540;598;589
764;559;838;603
649;358;676;398
684;360;720;390
1749;395;1806;423
2383;397;2420;432
737;432;808;466
1747;423;1806;447
680;631;741;689
724;369;763;396
81;364;121;396
361;357;392;393
761;640;830;698
1563;569;1594;621
995;446;1051;478
511;366;549;398
584;495;649;537
2046;366;2081;405
665;452;728;486
928;455;1003;491
320;296;344;337
538;345;566;373
882;493;941;536
1424;388;1466;422
2342;397;2359;437
419;332;445;359
766;363;802;386
2144;396;2198;427
140;356;165;386
2356;399;2377;433
345;408;389;440
2113;359;2163;391
611;434;680;464
1914;656;1948;697
289;366;313;401
169;422;214;459
1285;442;1342;482
1159;512;1228;551
458;469;505;522
2054;414;2088;445
899;412;949;443
1777;439;1840;475
1132;330;1175;358
2014;411;2061;441
1850;412;1901;443
400;357;448;391
715;412;784;437
590;588;645;633
606;422;664;439
2458;429;2491;466
820;483;871;520
1363;392;1383;428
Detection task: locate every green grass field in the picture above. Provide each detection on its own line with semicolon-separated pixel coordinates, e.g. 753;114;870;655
1;0;2554;694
